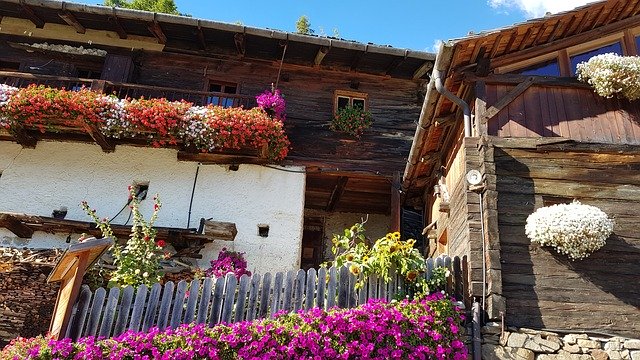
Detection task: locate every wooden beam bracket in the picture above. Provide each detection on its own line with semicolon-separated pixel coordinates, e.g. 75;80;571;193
314;46;330;66
58;10;86;34
109;16;128;39
20;4;45;28
479;76;535;124
0;213;34;238
325;176;348;212
83;123;115;152
413;60;434;80
234;33;246;57
148;21;167;45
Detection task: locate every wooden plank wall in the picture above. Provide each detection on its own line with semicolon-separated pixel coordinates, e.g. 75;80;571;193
0;42;422;176
65;256;468;341
486;84;640;146
489;141;640;336
133;52;423;176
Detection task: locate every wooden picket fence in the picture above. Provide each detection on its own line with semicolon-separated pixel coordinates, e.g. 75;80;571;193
64;255;468;340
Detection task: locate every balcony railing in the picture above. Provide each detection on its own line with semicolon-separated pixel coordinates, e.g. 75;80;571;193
0;71;256;108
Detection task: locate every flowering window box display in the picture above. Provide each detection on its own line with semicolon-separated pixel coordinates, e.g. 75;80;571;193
0;85;290;161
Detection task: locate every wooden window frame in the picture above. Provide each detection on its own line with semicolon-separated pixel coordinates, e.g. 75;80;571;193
333;90;368;115
204;79;240;94
496;31;632;76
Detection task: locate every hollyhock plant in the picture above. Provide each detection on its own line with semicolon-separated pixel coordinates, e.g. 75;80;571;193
206;248;251;279
256;89;286;120
1;294;467;359
0;85;290;161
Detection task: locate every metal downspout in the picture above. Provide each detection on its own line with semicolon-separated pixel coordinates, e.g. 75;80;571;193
433;70;472;137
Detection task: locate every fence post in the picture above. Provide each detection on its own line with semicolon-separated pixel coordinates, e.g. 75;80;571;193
47;237;113;340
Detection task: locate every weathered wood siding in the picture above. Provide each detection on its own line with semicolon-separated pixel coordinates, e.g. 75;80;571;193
486;84;640;146
489;141;640;336
0;42;422;177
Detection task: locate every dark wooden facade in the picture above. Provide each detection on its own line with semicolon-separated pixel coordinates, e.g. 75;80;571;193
404;0;640;336
0;0;434;217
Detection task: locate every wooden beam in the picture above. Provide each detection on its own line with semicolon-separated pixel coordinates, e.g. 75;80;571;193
197;26;206;50
12;125;37;148
475;80;488;136
314;46;330;66
233;33;245;57
325;176;348;212
492;12;640;69
109;16;128;39
148;21;167;45
412;60;434;80
385;56;405;75
389;172;401;233
20;4;45;28
0;213;34;238
480;76;535;124
464;73;591;89
177;150;270;165
202;219;238;241
83;123;115;152
58;11;85;34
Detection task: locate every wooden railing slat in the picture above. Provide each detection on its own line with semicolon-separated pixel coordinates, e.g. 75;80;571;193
128;284;148;332
113;286;135;336
293;269;306;311
337;266;349;308
234;275;250;323
367;274;378;301
326;266;337;309
142;283;162;333
98;287;120;338
67;285;92;341
85;287;106;337
258;273;272;319
183;279;200;324
220;274;238;324
197;278;214;325
169;281;188;329
246;274;261;321
156;282;174;331
271;272;284;316
209;277;226;326
282;270;295;312
316;267;326;310
305;268;316;310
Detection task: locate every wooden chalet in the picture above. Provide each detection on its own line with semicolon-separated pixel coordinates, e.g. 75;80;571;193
403;0;640;336
0;0;434;272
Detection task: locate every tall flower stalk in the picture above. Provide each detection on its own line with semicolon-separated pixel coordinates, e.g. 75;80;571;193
82;186;165;287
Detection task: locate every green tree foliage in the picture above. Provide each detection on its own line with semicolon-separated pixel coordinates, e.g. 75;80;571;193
295;15;313;35
104;0;179;15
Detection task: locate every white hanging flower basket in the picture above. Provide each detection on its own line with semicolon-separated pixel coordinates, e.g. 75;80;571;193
525;201;613;261
576;53;640;101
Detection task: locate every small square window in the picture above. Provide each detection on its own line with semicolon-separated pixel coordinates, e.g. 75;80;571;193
334;90;368;115
207;80;239;108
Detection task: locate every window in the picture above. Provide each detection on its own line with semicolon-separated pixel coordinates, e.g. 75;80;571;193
570;42;623;75
516;58;561;76
334;90;368;114
206;81;238;108
76;68;101;80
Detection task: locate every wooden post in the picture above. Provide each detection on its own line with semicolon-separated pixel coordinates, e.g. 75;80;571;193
47;237;113;340
389;172;401;233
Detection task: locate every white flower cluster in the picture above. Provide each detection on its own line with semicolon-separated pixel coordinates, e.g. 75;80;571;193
182;106;218;151
0;84;18;128
97;96;130;138
576;53;640;101
525;201;613;260
22;42;107;57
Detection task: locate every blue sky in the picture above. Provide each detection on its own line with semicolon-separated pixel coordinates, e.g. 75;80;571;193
77;0;593;52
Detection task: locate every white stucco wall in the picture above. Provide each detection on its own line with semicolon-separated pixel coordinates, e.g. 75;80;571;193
0;141;305;274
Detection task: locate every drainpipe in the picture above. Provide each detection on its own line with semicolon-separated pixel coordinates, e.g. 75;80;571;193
433;70;472;138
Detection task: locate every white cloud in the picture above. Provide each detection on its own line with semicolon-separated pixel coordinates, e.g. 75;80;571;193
488;0;593;18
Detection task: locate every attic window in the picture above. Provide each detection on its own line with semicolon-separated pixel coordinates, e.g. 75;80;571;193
334;90;368;115
570;42;623;75
207;81;238;108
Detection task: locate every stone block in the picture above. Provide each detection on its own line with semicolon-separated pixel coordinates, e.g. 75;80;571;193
486;294;506;320
606;350;623;360
630;351;640;360
507;332;528;348
482;344;534;360
626;341;640;350
577;339;601;349
606;342;624;351
563;344;582;354
591;349;610;360
523;334;560;353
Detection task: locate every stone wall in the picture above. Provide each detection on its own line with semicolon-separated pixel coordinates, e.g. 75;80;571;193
0;261;58;347
482;322;640;360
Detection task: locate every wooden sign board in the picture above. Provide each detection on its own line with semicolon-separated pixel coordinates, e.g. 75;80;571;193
47;237;113;340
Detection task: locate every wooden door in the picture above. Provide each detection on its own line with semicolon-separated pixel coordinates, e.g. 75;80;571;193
300;217;324;270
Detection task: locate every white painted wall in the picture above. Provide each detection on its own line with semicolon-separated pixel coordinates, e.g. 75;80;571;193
0;141;306;274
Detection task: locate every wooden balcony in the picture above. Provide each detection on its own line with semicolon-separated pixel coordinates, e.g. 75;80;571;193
0;71;256;108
